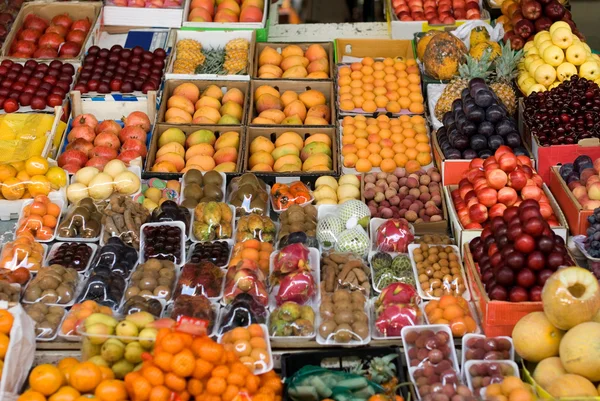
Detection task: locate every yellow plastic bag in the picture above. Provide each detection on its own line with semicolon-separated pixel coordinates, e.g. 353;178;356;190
0;113;66;163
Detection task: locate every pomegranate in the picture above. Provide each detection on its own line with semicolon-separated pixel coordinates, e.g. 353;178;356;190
94;132;120;149
13;40;36;56
67;125;96;142
66;30;86;45
18;28;42;42
66;138;94;156
33;46;58;59
62;163;81;174
72;114;98;130
58;41;80;57
90;145;117;160
45;25;67;37
58;149;88;167
38;32;64;50
51;14;73;29
24;14;48;32
95;120;121;135
117;150;142;164
121;139;147;157
85;156;109;170
124;111;151;131
71;18;91;32
119;126;147;143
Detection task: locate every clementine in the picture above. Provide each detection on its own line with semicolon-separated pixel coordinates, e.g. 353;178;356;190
94;380;127;401
0;310;14;334
68;362;102;393
29;364;63;396
48;386;80;401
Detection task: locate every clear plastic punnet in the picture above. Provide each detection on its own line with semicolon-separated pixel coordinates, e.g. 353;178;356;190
269;302;316;340
369;252;415;292
321;251;371;294
234;213;277;244
76;266;128;311
269;244;319;307
191;202;234;241
121;295;165;318
100;194;151;250
372;283;422;339
45;242;97;275
316;290;370;346
174;261;225;301
125;258;177;303
56;198;102;241
224;259;268;306
150;200;191;240
217;293;268;334
90;236;139;278
0;233;47;273
140;221;186;266
461;334;515;368
23;265;80;306
23;302;66;342
374;218;414;253
227;173;269;217
16;198;64;242
270;181;314;213
169;294;218;334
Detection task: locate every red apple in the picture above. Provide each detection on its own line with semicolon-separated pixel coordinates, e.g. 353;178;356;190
469;203;488;224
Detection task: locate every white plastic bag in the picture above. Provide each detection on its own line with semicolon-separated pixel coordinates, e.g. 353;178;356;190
0;303;36;401
452;21;505;49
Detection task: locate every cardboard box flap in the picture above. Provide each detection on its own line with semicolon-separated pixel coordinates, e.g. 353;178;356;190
334;39;415;62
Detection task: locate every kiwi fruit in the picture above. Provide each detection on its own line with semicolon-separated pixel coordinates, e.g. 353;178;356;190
333;324;353;343
203;184;223;201
203;171;223;187
184;183;203;201
185;169;203;185
181;198;198;209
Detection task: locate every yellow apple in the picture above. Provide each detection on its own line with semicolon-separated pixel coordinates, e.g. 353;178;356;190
527;84;547;96
565;43;587;66
543;45;565;67
538;41;553;56
534;63;557;87
525;55;541;71
529;59;545;76
582;42;592;53
518;72;531;87
551;27;574;50
524;41;536;52
593;54;600;63
549;21;571;35
534;31;552;47
520;77;537;93
527;46;540;56
580;61;600;80
556;62;578;81
549;81;561;90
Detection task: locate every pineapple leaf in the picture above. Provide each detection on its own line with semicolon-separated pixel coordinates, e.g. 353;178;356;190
458;50;492;80
495;40;523;81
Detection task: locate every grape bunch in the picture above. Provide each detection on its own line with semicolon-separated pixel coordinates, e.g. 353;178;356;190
585;207;600;258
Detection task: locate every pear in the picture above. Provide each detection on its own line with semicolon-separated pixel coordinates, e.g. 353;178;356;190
125;311;155;330
124;342;144;364
115;320;139;342
112;359;135;379
82;339;101;357
139;327;158;349
85;313;118;328
88;355;109;367
85;323;114;345
101;338;125;362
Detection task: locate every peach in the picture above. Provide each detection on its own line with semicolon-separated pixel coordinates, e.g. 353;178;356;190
168;95;195;115
307;104;331;122
193;106;221;123
305;44;327;62
239;5;262;21
256;93;283;113
191;0;215;15
587;176;600;189
214;131;240;150
254;85;280;99
299;89;326;108
280;90;298;106
186;155;216;171
152;161;178;173
258;46;282;66
189;7;213;21
214;162;237;172
250;136;275;154
165;108;192;123
307;71;329;79
307;58;329;74
217;0;240;14
195;96;221;110
251;117;276;124
173;83;200;103
219;101;243;121
213;147;238;165
186;143;215;159
280;56;309;70
222;88;245;106
589;182;600;200
573;186;588;200
583;200;600;210
202;85;224;100
249;151;274;168
156;153;185;171
282;65;308;78
259;109;286;124
251;163;273;172
281;115;303;125
157;142;185;158
305;116;329;125
281;45;304;58
214;8;239;21
283;100;307;121
258;64;283;78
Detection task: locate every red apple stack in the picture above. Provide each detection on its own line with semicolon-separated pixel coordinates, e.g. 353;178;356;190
58;111;151;173
10;13;91;58
451;146;561;229
392;0;480;23
469;200;574;302
188;0;264;23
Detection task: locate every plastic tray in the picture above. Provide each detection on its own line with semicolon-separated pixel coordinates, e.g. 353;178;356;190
269;184;315;214
217;323;273;375
23;273;81;308
44;242;98;276
316;302;371;347
67;165;143;204
0;282;21;303
190;204;236;243
30;308;66;342
370;297;423;341
187;239;234;269
0;243;48;275
139;221;186;267
178;262;225;303
267;304;316;343
368;251;415;293
118;296;167;318
461;334;515;369
122;261;178;304
421;299;482;336
164;300;220;338
408;243;471;301
464;360;520;398
269;247;321;308
17;198;65;243
401;324;460;372
573;235;600;267
369;217;415;254
180;170;226;205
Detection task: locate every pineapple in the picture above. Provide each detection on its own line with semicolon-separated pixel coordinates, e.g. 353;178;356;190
175;39;205;73
434;50;492;121
177;39;202;52
367;354;398;385
224;38;249;74
173;59;196;74
489;41;523;116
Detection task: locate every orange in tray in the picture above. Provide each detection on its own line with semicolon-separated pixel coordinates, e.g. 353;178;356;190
425;295;478;337
229;239;273;275
16;195;60;241
221;325;270;373
0;232;45;274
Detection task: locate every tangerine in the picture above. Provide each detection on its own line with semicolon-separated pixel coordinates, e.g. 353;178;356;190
0;310;13;334
68;362;102;393
94;381;127;401
149;386;171;401
18;391;47;401
48;387;80;401
29;364;64;396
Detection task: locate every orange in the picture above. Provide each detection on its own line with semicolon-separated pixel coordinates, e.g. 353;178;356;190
424;300;439;314
438;295;458;309
165;372;187;392
0;310;13;334
450;317;468;337
464;315;478;333
161;332;185;354
233;340;252;357
94;380;127;401
98;366;114;381
509;389;534;401
486;384;502;397
199;342;224;363
230;327;251;342
126;372;152;401
212;365;230;378
18;391;47;401
501;377;526;394
443;304;465;321
153;351;173;372
142;364;164;386
171;349;197;378
193;358;214;380
48;387;80;401
29;364;64;396
25;156;49;176
223;384;240;401
207;377;227;395
0;164;17;182
149;385;171;401
68;362;102;393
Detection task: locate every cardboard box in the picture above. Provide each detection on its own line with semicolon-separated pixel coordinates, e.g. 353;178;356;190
252;41;334;80
102;4;184;28
519;98;600;184
463;243;543;336
445;184;569;253
166;30;256;81
248;80;335;127
181;0;268;30
1;1;102;62
334;39;415;63
549;165;592;236
244;126;338;175
158;79;250;125
360;173;450;236
144;123;243;179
